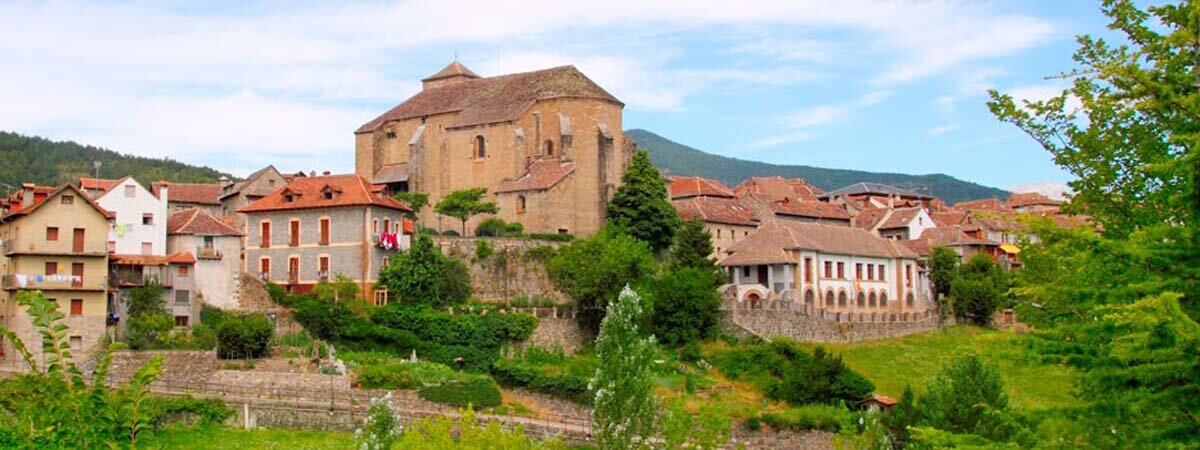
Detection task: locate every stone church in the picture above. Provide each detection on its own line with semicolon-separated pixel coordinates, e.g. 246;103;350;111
355;61;633;236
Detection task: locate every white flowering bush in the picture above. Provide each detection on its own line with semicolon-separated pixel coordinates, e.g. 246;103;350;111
355;392;402;450
590;286;658;450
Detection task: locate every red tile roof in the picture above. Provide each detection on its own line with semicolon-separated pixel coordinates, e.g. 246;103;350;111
495;158;575;193
734;176;821;202
672;197;759;227
168;208;242;236
79;177;122;192
152;181;223;205
237;174;412;214
1007;192;1064;208
876;207;924;230
770;197;851;220
720;221;917;266
111;253;196;266
0;184;114;222
357;65;621;133
902;226;998;257
953;197;1009;212
930;210;965;227
668;176;735;199
423;61;481;81
854;207;889;230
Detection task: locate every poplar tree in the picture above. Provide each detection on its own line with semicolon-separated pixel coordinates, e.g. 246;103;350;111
591;286;657;450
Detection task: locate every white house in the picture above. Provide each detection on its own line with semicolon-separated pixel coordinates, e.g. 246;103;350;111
89;177;168;255
720;221;933;315
855;206;936;241
166;208;244;310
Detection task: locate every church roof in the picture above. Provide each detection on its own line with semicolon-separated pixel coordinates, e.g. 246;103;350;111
669;176;735;199
495;158;575;193
422;61;482;82
373;163;410;184
357;65;623;133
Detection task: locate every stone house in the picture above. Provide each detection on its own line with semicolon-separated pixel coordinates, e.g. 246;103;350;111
167;208;243;310
667;176;760;256
152;181;224;215
109;253;197;327
220;165;288;229
719;221;931;315
238;174;412;299
1006;192;1063;213
853;206;936;240
0;184;113;367
355;61;633;236
86;176;168;255
900;225;1000;262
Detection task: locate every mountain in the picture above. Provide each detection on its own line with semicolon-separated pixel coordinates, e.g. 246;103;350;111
0;131;232;190
627;129;1009;204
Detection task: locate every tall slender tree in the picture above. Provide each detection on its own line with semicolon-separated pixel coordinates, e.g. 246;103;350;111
591;286;658;450
606;150;680;252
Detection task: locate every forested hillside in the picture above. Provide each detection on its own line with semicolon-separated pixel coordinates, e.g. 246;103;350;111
0;131;231;189
628;129;1009;204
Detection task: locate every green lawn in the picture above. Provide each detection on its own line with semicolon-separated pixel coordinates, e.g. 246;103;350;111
801;325;1079;412
141;425;353;450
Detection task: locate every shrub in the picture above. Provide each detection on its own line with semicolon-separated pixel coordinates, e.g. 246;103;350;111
379;234;471;307
951;253;1008;325
758;404;850;432
418;377;502;408
142;396;233;427
527;233;574;242
709;341;873;406
126;312;174;350
521;245;557;261
648;266;722;346
491;347;595;405
474;239;494;260
546;226;656;334
354;360;458;390
475;218;524;237
215;313;273;359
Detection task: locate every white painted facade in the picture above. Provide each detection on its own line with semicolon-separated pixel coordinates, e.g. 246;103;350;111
167;233;242;309
94;178;168;255
727;251;932;314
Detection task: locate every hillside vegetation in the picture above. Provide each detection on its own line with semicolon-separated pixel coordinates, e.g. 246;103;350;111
629;129;1009;204
0;131;231;189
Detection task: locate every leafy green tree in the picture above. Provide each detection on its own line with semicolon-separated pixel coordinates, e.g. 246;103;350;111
949;253;1006;326
394;191;430;216
434;187;498;235
378;234;471;306
591;286;658;450
648;267;722;346
214;313;273;359
774;346;874;405
124;282;174;349
882;386;919;449
917;355;1032;446
606;150;680;252
927;247;959;308
670;219;720;274
126;282;167;318
546;226;657;334
313;274;360;302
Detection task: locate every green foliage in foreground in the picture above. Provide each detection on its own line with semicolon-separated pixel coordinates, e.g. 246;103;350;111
546;226;657;335
378;234;472;307
142;424;354;449
417;377;503;408
748;404;851;433
491;347;596;405
605;150;680;253
707;340;874;406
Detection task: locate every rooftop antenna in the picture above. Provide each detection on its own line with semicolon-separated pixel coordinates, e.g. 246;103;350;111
93;161;102;180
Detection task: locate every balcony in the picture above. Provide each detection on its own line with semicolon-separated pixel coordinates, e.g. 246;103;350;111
109;268;173;288
3;238;107;256
317;270;329;283
259;271;271;282
287;271;299;285
195;246;223;260
2;274;100;291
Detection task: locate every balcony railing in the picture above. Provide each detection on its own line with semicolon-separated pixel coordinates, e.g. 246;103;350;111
259;271;271;282
287;271;299;285
195;246;223;260
317;270;329;283
109;270;173;288
3;238;107;256
2;274;95;291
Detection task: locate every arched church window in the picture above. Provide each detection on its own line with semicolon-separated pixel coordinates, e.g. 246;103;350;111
475;135;486;159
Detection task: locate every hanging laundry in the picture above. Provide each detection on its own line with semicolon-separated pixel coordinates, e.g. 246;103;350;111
116;223;127;237
15;274;27;288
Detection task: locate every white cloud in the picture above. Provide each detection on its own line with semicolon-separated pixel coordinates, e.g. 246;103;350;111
928;124;960;136
1008;181;1071;200
742;132;819;151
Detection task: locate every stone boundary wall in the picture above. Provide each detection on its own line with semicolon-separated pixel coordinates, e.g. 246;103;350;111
436;236;567;303
444;306;590;355
722;309;946;343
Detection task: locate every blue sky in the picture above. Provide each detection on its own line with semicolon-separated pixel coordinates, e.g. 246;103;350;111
0;1;1113;191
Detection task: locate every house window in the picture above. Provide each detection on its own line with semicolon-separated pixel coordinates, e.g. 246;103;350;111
107;241;116;253
857;292;866;307
878;265;886;281
804;289;814;305
823;261;832;278
260;221;271;248
383;219;391;235
543;139;555;156
323;190;335;200
175;290;190;304
516;195;526;214
175;316;189;327
803;257;812;283
855;263;862;280
319;256;330;280
141;242;152;255
880;291;889;307
381;256;389;267
61;195;74;205
72;263;83;287
742;266;751;278
374;289;389;307
319;218;330;245
69;336;82;351
475;135;487;159
289;219;300;247
178;265;189;276
825;290;834;306
142;213;153;225
867;264;874;280
373;219;379;235
259;258;271;280
836;262;845;279
46;226;59;241
906;292;915;307
125;185;136;198
70;299;83;316
905;264;912;287
45;262;58;276
838;290;847;307
869;292;877;307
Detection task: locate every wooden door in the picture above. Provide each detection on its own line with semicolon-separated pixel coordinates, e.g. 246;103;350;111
289;221;300;246
71;263;83;287
73;228;85;253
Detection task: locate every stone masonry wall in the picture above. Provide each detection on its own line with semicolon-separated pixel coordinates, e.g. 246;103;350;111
437;236;567;303
722;309;945;343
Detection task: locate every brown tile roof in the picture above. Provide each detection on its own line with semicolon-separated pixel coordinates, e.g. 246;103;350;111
902;226;998;257
111;253;196;266
168;208;243;236
1007;192;1064;208
876;207;923;230
357;65;622;133
79;177;122;192
770;197;851;220
152;181;223;205
930;210;965;227
720;221;917;266
373;163;409;184
964;211;1027;232
818;182;933;200
953;197;1009;212
672;197;759;227
221;165;282;200
734;176;821;202
853;207;889;230
237;174;412;214
423;61;481;82
495;158;575;193
0;184;114;222
669;176;735;199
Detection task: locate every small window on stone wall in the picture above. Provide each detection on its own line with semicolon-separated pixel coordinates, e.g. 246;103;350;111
543;139;555;156
475;135;487;159
516;195;526;214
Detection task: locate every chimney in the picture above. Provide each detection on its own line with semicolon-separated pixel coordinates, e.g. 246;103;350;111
888;194;895;209
322;171;331;176
421;61;481;91
310;170;317;177
20;183;34;209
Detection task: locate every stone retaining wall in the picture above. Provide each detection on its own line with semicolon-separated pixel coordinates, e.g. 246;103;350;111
437;236;567;303
722;309;945;343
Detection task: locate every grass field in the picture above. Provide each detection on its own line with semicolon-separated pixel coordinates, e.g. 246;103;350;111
141;425;354;450
801;325;1079;412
